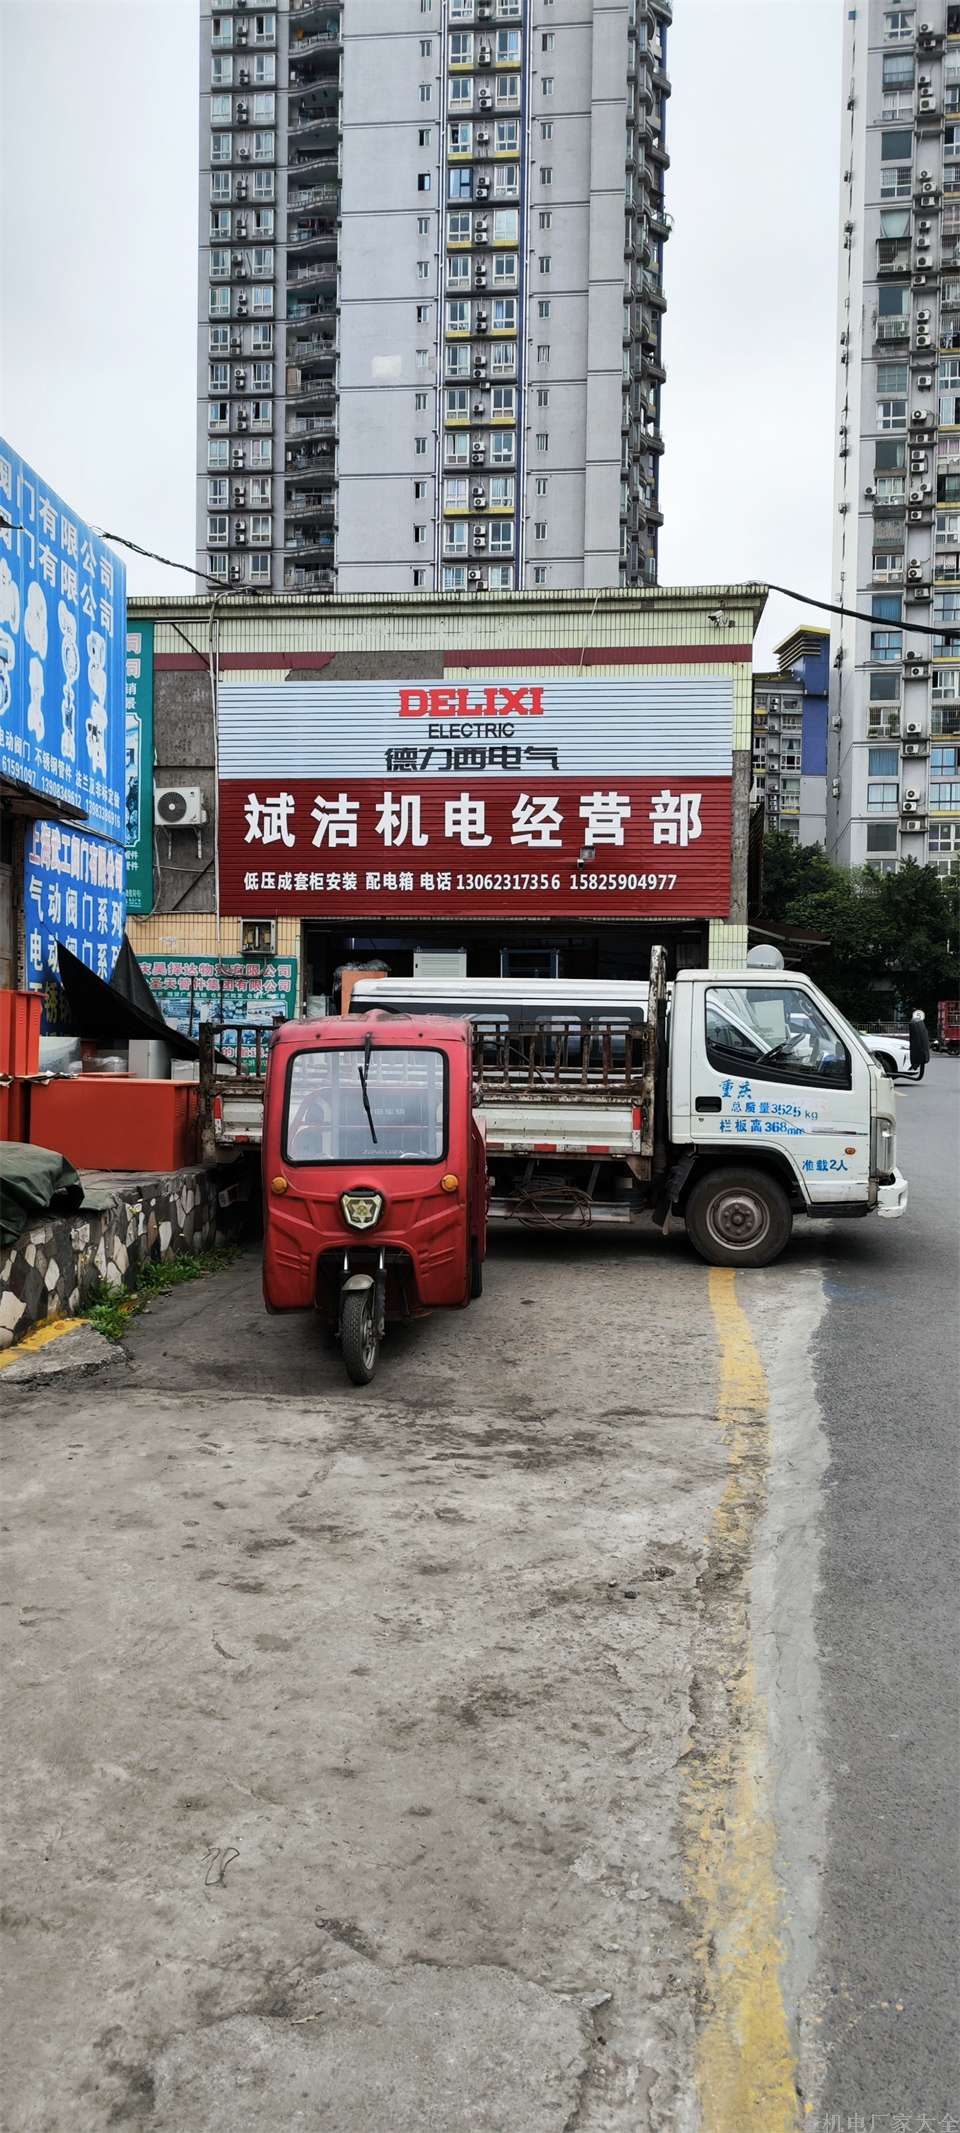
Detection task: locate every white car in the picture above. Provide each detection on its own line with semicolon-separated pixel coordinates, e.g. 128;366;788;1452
860;1029;912;1078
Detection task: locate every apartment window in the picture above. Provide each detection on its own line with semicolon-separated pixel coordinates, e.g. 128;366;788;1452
252;361;273;391
207;514;228;544
535;476;549;495
450;32;473;64
867;780;900;811
446;387;469;418
536;431;549;450
946;123;960;167
881;128;912;161
448;209;471;243
447;298;470;332
211;55;233;86
873;593;903;621
929;823;960;870
210;133;232;163
249;514;271;546
869;747;900;777
251;477;271;507
416;348;431;369
418;216;431;236
210;93;232;126
534;521;547;540
252;323;273;352
252;246;273;276
449;0;471;12
419;83;432;102
492;209;519;241
932;742;960;776
488;564;515;590
415;436;429;455
495;119;519;153
876;437;907;470
533;566;546;584
250;439;272;467
536;386;549;406
417;261;431;281
446;343;470;375
419;127;433;146
420;38;432;55
538;299;551;319
208;479;228;509
209;326;230;355
540;166;553;185
866;825;899;861
252;286;273;313
538;255;552;273
210;170;232;201
211;14;233;48
932;778;960;807
414;524;428;545
415;391;430;409
880;164;912;199
253;208;274;238
871;629;903;661
494;166;519;198
253;14;276;44
418;172;433;192
449;168;473;199
493;253;518;283
541;31;555;50
492;385;516;418
444;521;468;553
496;30;521;62
490;475;515;508
210;247;230;280
493;296;517;331
443;567;467;591
209;287;230;316
490;521;514;554
538;209;552;229
208;439;228;469
448;254;470;287
253;54;275;84
882;53;914;85
447;432;469;464
416;303;432;323
445;476;469;508
209;362;229;392
877;398;907;431
878;362;908;394
413;480;428;500
449;119;472;153
869;670;902;703
253;170;274;199
252;93;275;123
537;343;550;362
253;131;275;160
490;431;515;463
450;75;473;108
496;75;521;108
251;399;271;428
884;9;915;38
541;90;554;108
250;553;271;584
413;569;427;586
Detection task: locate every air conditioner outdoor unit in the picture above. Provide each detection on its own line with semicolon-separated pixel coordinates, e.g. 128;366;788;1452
238;147;251;161
831;778;841;798
908;564;924;579
468;569;484;585
906;719;922;734
918;308;932;322
912;409;932;423
903;739;925;755
155;786;206;829
919;170;933;182
905;787;922;802
916;332;933;348
901;799;919;814
919;96;936;112
917;373;933;387
907;661;929;675
238;68;250;85
918;74;932;89
236;178;248;198
864;484;876;497
918;220;932;234
229;564;242;582
233;485;247;505
910;455;928;470
230;333;242;352
234;368;247;388
910;488;925;501
915;253;933;267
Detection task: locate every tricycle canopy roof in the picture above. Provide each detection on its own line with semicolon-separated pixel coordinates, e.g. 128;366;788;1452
271;1012;473;1050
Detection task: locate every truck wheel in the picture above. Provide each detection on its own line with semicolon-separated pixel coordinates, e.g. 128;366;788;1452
684;1166;793;1269
341;1289;379;1385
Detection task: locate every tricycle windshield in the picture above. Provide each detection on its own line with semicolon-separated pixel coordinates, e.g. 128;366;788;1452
284;1046;448;1164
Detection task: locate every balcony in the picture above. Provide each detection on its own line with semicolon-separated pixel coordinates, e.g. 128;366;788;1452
287;259;338;291
286;294;337;326
875;317;910;344
285;334;338;375
288;183;339;214
285;491;335;521
289;28;342;79
286;412;336;440
284;564;335;592
285;442;336;478
640;268;666;310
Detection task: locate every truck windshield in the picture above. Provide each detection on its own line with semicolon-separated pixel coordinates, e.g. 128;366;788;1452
284;1047;447;1164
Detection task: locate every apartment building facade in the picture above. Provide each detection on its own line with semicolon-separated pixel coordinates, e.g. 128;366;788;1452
752;627;829;847
831;0;960;878
196;0;670;598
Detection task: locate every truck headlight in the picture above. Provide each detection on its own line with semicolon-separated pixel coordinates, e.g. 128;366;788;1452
874;1117;896;1176
340;1190;383;1231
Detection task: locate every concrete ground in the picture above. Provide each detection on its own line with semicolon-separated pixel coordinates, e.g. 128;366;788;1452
1;1064;956;2133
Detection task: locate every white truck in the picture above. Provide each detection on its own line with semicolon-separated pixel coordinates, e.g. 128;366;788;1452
200;951;907;1268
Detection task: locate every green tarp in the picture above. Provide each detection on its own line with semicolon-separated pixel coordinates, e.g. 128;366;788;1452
0;1142;87;1249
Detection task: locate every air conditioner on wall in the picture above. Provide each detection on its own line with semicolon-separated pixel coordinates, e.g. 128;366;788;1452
155;786;207;828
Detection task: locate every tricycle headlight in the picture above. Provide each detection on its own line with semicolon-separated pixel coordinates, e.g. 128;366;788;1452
340;1190;383;1232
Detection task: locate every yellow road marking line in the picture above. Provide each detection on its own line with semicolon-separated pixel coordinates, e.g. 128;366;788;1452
683;1268;801;2133
0;1316;88;1372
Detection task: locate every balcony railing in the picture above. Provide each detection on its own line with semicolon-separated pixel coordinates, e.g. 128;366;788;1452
287;260;338;287
288;184;339;212
286;413;336;438
284;566;335;591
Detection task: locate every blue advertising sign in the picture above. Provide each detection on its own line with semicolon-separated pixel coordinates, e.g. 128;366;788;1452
0;438;126;839
125;620;154;913
25;820;126;1031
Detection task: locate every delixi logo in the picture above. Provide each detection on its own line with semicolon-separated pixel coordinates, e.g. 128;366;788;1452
399;685;545;719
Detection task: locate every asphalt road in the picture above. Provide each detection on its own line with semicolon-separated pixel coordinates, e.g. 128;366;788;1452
1;1062;957;2133
812;1057;960;2129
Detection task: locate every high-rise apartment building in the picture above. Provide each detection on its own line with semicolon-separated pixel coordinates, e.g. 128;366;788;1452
196;0;670;597
752;628;829;847
832;0;960;879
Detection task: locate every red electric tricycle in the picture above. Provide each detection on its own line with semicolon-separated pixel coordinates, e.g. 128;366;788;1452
262;1013;486;1383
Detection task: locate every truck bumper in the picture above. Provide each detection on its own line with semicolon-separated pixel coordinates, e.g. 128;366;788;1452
876;1168;908;1219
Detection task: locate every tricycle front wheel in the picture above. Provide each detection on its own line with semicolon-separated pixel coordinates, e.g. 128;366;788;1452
341;1287;380;1385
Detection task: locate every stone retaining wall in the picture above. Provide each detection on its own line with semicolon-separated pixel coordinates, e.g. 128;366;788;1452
0;1166;221;1349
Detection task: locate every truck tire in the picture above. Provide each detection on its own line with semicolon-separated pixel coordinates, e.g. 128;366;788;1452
683;1166;793;1269
341;1288;379;1385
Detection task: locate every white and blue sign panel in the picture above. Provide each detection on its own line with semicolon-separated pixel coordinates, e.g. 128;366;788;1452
0;439;126;839
25;821;126;1030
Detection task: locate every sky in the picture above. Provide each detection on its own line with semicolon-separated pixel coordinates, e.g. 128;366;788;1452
0;0;843;664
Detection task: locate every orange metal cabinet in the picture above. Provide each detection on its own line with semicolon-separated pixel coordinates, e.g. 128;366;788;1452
29;1078;199;1172
0;991;41;1079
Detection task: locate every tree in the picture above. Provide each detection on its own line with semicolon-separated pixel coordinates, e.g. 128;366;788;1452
756;836;958;1025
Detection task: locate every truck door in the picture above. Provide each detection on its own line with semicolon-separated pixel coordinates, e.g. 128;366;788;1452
688;979;874;1205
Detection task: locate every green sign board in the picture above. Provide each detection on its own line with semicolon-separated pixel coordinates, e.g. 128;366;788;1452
125;621;154;914
138;954;299;1066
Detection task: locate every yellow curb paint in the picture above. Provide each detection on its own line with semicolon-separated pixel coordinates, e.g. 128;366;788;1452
683;1268;801;2133
0;1317;88;1372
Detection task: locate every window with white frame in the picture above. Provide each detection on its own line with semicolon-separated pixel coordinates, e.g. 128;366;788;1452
208;478;228;508
493;296;517;331
488;564;514;590
250;477;271;507
540;166;553;184
208;439;229;469
253;53;275;83
211;14;233;47
413;523;427;544
413;569;427;587
491;340;515;373
449;119;472;154
447;433;469;463
495;118;519;153
252;246;273;276
495;165;519;196
211;132;232;162
871;628;903;661
208;553;228;581
250;552;271;583
447;254;470;287
252;93;275;123
449;75;472;108
444;520;468;553
211;93;232;125
493;208;519;241
443;566;467;591
883;9;915;39
446;343;469;375
490;475;515;508
253;131;275;160
877;397;907;430
252;322;273;352
536;430;549;451
446;298;470;333
533;566;546;585
446;387;469;418
249;514;271;545
253;169;274;198
928;822;960;869
493;253;517;283
496;29;521;61
867;780;900;811
209;287;230;316
490;520;514;552
420;82;432;102
415;390;430;410
447;209;471;244
250;438;272;466
490;431;515;463
210;247;230;279
209;362;229;392
492;385;515;418
210;170;231;200
212;54;233;86
445;476;468;509
253;208;274;237
252;361;273;391
880;164;912;199
207;514;228;544
209;325;230;355
418;126;433;146
415;436;428;456
449;31;473;64
496;75;520;107
252;285;273;312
